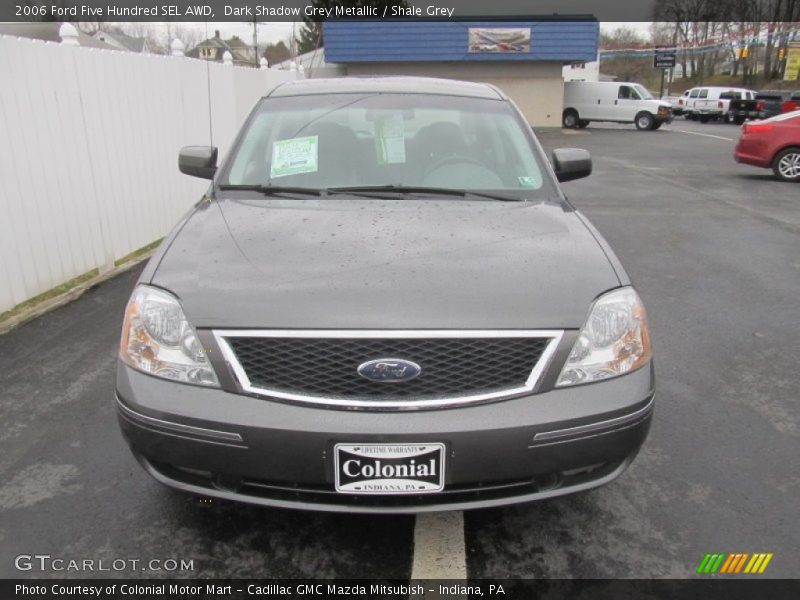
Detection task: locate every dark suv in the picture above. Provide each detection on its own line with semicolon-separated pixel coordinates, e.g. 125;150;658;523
116;77;654;512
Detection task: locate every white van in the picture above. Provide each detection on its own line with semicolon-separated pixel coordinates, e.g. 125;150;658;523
563;81;673;130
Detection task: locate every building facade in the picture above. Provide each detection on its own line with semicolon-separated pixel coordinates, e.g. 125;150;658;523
322;20;599;126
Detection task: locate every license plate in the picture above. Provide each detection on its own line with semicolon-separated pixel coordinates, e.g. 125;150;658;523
334;443;445;494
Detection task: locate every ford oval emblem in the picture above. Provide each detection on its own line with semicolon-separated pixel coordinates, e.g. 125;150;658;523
357;358;421;383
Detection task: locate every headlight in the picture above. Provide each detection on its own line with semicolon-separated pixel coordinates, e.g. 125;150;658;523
557;287;651;387
120;285;219;387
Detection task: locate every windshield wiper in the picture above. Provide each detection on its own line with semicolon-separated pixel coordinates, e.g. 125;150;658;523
217;184;324;197
327;185;523;202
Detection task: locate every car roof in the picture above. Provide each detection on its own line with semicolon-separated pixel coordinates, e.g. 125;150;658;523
266;76;506;100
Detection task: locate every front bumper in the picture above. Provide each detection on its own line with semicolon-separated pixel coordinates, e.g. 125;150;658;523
656;111;673;124
116;362;654;513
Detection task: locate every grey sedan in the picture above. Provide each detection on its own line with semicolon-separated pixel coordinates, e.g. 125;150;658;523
116;77;654;512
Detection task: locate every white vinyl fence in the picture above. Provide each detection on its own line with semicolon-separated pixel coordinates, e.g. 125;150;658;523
0;33;298;314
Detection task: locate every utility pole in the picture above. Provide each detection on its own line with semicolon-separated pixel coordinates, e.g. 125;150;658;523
252;17;258;68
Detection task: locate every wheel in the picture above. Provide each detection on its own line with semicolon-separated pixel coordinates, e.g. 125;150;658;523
635;112;655;130
651;122;663;130
562;109;579;129
577;120;590;129
772;148;800;182
734;116;745;125
699;116;710;123
724;113;733;124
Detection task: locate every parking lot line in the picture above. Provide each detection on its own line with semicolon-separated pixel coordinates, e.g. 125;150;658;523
411;511;468;580
668;129;736;142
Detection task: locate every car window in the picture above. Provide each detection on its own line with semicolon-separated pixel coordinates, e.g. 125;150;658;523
223;93;551;194
698;89;708;99
689;89;699;98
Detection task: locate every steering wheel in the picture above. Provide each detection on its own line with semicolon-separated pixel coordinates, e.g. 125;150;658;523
424;154;487;177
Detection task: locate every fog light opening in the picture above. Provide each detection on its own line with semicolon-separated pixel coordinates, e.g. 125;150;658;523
561;462;606;478
212;473;243;493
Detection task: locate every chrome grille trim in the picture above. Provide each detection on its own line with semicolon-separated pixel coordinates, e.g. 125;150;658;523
212;329;564;410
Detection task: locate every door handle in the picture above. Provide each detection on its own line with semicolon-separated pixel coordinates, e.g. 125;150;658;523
615;100;618;105
597;99;601;104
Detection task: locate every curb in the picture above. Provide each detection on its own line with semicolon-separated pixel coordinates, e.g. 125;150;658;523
0;252;153;336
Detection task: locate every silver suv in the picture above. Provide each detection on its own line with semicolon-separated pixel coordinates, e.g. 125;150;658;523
116;77;654;512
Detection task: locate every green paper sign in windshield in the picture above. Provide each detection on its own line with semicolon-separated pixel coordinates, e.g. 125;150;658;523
271;136;318;179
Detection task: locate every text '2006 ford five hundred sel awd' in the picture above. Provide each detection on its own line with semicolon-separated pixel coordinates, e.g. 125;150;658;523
116;77;654;513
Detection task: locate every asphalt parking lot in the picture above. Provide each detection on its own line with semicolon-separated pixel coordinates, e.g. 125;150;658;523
1;118;798;580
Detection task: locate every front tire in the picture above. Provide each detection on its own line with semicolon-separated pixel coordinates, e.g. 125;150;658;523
562;109;579;129
577;120;590;129
772;147;800;182
635;112;655;130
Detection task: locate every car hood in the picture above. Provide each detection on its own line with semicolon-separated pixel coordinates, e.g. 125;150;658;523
151;197;621;329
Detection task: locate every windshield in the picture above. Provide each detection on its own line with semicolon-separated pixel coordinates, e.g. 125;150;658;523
633;84;654;100
221;93;552;196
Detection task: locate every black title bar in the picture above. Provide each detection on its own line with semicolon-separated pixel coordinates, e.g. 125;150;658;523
4;579;800;600
9;0;791;23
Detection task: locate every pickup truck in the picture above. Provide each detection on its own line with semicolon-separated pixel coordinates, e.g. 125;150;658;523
729;90;800;124
661;92;689;116
691;88;755;122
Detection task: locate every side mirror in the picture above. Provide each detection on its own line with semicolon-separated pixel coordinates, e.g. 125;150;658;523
179;146;217;180
552;148;592;182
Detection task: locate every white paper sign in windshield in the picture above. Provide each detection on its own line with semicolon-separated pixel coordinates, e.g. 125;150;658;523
375;114;406;164
271;136;318;178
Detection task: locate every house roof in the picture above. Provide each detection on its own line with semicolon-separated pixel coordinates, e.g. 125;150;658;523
95;30;147;53
274;48;330;71
0;22;117;50
189;33;251;63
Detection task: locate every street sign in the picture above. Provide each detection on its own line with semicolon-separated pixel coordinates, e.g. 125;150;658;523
654;47;677;69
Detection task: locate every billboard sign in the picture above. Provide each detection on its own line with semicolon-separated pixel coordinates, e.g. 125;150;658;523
468;28;531;53
654;46;677;68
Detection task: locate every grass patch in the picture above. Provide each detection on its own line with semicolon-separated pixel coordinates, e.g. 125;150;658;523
0;238;162;326
0;268;99;323
114;238;163;267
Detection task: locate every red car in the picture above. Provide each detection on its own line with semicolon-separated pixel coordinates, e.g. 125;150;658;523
734;111;800;182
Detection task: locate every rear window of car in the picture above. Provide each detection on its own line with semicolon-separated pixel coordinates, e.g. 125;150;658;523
222;93;553;195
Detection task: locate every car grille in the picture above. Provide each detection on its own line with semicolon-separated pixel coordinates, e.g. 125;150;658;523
216;332;559;408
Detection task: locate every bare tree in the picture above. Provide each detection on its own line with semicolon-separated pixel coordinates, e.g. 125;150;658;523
600;27;654;83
